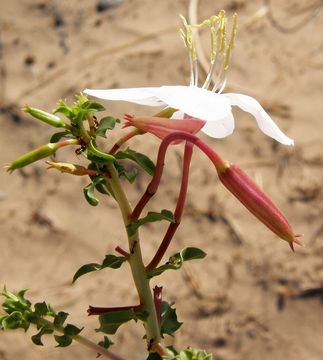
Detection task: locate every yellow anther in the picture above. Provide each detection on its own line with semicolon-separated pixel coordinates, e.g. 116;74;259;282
180;11;238;90
224;13;237;70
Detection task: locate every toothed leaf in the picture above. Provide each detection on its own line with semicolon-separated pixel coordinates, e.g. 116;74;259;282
55;334;72;347
160;302;182;337
96;309;136;335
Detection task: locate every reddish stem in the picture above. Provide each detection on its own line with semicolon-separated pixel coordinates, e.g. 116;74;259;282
131;132;225;221
115;246;130;258
109;128;142;155
87;304;141;316
146;142;193;271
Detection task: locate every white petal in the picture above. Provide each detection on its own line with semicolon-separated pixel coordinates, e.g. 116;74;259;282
84;87;165;106
201;113;235;138
225;93;294;145
149;86;232;121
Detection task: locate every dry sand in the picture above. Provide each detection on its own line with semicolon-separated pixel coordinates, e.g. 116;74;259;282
1;0;323;359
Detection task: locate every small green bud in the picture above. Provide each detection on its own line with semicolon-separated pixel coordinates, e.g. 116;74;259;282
23;105;68;128
4;143;58;173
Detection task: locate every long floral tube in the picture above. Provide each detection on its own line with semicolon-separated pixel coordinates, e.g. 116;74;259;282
146;142;193;271
130;132;225;221
131;131;300;256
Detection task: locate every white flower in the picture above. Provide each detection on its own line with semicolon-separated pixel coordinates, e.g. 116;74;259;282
84;85;294;145
84;12;294;146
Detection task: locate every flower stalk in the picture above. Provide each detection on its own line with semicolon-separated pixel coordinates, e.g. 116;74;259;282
105;162;162;351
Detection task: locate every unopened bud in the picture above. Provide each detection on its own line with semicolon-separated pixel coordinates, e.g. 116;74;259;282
46;161;98;176
23;105;68;128
217;163;302;250
4;139;78;173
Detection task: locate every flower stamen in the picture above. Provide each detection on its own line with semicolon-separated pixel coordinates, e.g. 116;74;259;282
180;11;237;92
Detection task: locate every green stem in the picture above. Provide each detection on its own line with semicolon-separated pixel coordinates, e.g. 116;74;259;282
37;318;124;360
106;162;161;350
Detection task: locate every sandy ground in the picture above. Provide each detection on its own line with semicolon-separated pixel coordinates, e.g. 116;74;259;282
1;0;323;359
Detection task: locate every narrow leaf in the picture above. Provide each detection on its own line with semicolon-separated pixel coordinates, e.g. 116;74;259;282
127;209;174;237
147;247;206;279
72;256;126;283
101;255;127;269
72;263;101;283
50;131;70;143
82;101;105;112
115;149;155;176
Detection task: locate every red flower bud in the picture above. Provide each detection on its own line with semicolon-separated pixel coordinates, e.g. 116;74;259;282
217;163;302;250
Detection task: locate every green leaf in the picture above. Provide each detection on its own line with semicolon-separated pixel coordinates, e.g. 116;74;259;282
146;354;163;360
31;327;53;346
96;336;114;357
83;183;99;206
147;247;206;279
72;255;127;283
55;334;72;347
82;101;106;112
50;131;71;143
93;176;110;195
127;209;174;237
96;336;114;358
165;346;179;357
86;140;115;165
0;311;28;330
115;149;155;176
54;311;69;327
101;255;127;269
160;302;182;337
87;164;110;195
1;289;31;314
72;263;101;283
178;348;213;360
96;309;136;335
98;335;114;349
34;302;49;317
54;101;73;118
64;324;83;336
114;161;138;184
96;117;120;138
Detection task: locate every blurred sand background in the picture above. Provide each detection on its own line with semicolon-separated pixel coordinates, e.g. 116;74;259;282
1;0;323;359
